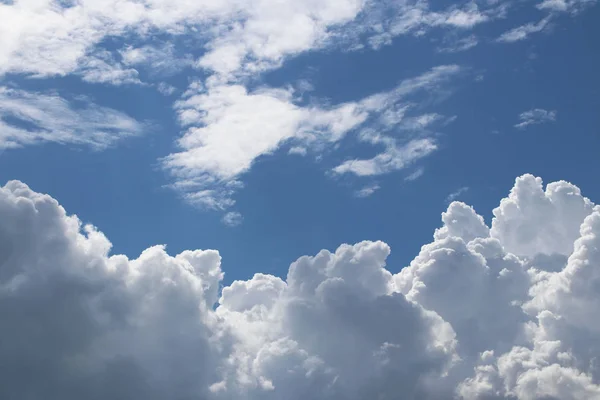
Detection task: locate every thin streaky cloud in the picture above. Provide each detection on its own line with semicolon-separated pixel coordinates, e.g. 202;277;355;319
497;16;552;43
515;108;557;129
0;86;145;150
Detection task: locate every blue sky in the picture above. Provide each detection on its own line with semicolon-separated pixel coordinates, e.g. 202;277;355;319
0;0;599;285
5;1;600;399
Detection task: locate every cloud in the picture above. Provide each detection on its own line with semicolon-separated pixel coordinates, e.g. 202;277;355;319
355;1;504;50
288;146;307;156
222;211;243;227
437;35;479;53
404;167;425;182
0;86;145;150
120;44;194;77
4;173;600;399
537;0;598;13
0;0;536;86
164;65;462;208
354;184;380;198
77;50;142;86
332;137;438;177
156;82;178;96
162;83;367;209
515;108;557;129
0;0;364;83
445;186;469;203
2;174;600;398
497;16;552;43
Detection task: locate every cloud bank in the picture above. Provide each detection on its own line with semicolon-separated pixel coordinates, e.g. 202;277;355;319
2;173;600;399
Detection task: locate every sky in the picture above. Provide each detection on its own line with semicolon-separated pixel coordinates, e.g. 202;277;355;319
1;0;600;399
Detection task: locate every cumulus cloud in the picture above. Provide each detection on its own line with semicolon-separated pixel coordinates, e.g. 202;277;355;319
515;108;557;129
0;86;145;150
3;173;600;399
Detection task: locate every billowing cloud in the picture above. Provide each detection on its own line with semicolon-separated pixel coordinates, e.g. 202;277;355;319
0;86;145;149
2;173;600;399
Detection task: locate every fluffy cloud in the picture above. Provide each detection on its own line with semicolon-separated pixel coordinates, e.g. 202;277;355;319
0;86;145;149
164;65;462;208
3;173;600;399
0;0;505;83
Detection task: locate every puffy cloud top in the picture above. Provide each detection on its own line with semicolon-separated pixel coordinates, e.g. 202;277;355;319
1;174;600;399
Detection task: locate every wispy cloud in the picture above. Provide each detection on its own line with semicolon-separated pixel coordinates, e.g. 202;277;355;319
497;16;551;43
222;211;243;227
446;186;469;203
537;0;598;13
515;108;557;129
333;138;437;177
358;1;504;50
0;87;145;150
164;65;462;208
437;35;479;53
354;184;380;198
405;167;425;182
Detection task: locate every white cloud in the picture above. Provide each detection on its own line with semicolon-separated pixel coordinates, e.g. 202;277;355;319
437;35;479;53
538;0;571;11
222;211;243;227
537;0;597;13
497;16;552;43
77;50;142;86
288;146;307;156
0;0;364;83
490;174;594;257
446;186;469;203
515;108;557;129
156;82;178;96
404;167;425;182
164;65;462;208
162;83;367;208
2;174;600;398
120;44;194;77
332;137;438;177
357;1;503;50
0;0;538;87
0;86;145;150
354;184;380;198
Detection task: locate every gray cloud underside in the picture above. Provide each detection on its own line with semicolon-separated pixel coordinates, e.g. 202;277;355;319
2;173;600;399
